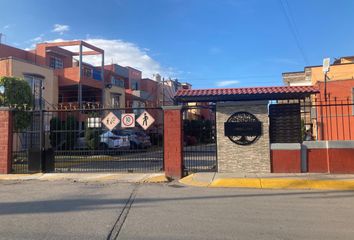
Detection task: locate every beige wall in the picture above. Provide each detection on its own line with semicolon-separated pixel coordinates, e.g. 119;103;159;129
216;101;270;173
104;86;125;108
1;58;58;107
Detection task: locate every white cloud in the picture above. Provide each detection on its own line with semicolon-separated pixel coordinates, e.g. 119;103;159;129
52;24;70;35
31;34;44;42
216;80;240;87
45;38;175;78
83;38;174;78
3;25;10;30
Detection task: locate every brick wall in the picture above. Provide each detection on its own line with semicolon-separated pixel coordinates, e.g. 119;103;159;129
163;106;183;179
216;101;271;173
0;110;12;174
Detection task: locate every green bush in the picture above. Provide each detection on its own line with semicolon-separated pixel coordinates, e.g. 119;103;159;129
0;77;33;130
64;115;78;149
49;117;62;148
85;128;100;150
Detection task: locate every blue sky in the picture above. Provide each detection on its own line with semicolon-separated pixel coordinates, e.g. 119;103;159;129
1;0;354;88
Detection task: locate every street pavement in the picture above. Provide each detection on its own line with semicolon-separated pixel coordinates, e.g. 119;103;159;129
1;180;354;240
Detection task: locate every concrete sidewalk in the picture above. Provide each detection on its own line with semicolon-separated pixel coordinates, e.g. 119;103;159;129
0;173;169;183
179;172;354;190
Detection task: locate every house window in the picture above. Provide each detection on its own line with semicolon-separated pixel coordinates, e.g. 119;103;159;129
111;77;124;88
131;81;139;90
49;56;64;69
110;93;121;108
24;74;44;110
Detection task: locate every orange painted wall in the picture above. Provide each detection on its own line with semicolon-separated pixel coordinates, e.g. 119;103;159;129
315;80;354;140
311;63;354;84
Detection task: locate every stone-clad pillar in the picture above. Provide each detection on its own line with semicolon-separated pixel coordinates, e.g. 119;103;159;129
216;101;270;173
0;108;12;174
162;105;183;179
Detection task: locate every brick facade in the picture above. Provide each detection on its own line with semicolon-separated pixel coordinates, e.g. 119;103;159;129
216;101;271;173
0;109;12;174
163;106;183;179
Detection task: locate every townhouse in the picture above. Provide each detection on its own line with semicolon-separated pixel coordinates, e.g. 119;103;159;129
282;56;354;140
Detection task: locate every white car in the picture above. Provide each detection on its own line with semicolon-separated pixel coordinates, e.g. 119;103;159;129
100;131;130;149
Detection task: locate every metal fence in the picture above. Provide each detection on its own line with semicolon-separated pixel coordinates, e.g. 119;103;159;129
275;97;354;142
11;107;164;173
304;97;354;141
182;104;217;173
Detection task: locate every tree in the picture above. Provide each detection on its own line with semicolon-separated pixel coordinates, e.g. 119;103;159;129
85;127;100;150
0;76;33;130
64;115;78;149
49;117;62;148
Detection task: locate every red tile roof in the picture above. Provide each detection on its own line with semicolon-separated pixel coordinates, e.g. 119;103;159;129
175;86;319;102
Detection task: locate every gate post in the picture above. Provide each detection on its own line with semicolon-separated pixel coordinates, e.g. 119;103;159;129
162;105;183;179
0;108;12;174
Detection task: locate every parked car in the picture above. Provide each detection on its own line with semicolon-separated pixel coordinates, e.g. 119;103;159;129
116;129;152;149
100;130;130;149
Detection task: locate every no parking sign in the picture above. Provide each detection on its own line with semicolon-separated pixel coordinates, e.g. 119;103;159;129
121;113;135;128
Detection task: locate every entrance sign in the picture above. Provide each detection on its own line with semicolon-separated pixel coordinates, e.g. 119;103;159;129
102;112;119;131
137;111;155;130
224;111;262;145
121;113;135;128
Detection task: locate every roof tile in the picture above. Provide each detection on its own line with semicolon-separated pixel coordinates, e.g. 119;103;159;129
175;86;319;98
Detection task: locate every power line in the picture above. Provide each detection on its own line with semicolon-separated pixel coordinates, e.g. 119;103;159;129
279;0;309;65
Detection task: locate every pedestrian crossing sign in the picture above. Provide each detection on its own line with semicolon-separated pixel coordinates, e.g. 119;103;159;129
136;111;155;130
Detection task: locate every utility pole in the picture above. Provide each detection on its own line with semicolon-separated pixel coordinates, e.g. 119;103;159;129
322;58;330;101
324;72;328;101
162;77;165;106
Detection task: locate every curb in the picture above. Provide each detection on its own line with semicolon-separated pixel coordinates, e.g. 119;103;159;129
179;174;354;190
142;175;170;183
179;174;211;187
0;173;170;184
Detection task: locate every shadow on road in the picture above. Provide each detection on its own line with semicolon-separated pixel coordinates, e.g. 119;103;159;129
1;188;354;215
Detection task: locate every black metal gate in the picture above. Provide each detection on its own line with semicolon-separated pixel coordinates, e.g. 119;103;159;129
11;107;163;173
182;104;217;173
269;103;301;143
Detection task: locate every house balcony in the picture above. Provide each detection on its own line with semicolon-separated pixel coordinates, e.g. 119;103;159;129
55;67;103;89
131;90;152;101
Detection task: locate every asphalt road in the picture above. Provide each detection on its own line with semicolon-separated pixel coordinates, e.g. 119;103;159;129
1;180;354;240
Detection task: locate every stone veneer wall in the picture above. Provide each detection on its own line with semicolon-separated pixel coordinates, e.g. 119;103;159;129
216;101;270;173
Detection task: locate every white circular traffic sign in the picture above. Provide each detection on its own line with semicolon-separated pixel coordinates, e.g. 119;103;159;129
121;113;135;128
